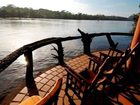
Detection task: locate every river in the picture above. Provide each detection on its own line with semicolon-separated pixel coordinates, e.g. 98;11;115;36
0;18;133;100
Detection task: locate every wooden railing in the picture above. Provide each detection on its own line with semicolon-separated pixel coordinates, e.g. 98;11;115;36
0;29;133;91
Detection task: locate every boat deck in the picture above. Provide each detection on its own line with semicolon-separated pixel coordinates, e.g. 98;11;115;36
2;51;140;105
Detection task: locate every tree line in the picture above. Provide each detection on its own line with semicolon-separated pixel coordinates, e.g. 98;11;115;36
0;4;130;20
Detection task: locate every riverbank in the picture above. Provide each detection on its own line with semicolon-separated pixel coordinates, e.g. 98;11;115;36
0;5;131;21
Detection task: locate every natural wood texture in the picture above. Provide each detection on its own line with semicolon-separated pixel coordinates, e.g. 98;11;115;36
99;47;124;60
0;32;132;73
98;47;124;68
64;57;111;104
78;28;132;55
80;43;140;105
89;46;124;73
52;40;64;64
24;49;39;96
78;29;92;54
99;42;140;104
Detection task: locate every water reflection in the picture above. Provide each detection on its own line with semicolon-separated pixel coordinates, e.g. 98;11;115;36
17;55;27;65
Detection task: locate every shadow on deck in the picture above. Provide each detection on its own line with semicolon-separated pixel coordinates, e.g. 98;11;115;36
3;52;140;105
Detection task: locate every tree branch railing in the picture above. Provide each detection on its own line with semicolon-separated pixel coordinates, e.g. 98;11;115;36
0;29;133;92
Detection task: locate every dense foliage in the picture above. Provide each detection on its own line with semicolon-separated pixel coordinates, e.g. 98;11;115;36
129;4;140;33
0;4;129;20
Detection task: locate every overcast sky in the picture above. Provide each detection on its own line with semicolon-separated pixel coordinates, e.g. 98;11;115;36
0;0;139;17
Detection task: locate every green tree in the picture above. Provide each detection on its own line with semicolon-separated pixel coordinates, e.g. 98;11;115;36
0;4;129;20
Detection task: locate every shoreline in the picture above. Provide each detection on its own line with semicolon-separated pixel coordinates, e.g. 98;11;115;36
0;17;132;21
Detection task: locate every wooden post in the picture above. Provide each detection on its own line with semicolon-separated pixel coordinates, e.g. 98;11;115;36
106;33;118;49
24;49;39;95
24;50;34;87
56;41;64;65
78;29;92;54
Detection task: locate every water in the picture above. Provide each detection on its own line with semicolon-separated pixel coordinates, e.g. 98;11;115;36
0;18;133;99
0;19;133;57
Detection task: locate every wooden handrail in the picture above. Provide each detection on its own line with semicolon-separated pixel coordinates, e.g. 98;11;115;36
0;32;132;73
0;32;133;91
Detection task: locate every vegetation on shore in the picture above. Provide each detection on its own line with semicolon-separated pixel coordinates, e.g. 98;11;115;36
130;4;140;32
0;4;130;21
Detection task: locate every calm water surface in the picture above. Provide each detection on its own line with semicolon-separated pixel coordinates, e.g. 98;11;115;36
0;19;133;97
0;19;133;57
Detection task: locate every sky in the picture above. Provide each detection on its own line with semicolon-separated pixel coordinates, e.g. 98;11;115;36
0;0;139;17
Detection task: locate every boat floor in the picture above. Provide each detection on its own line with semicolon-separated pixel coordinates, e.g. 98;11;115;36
2;51;140;105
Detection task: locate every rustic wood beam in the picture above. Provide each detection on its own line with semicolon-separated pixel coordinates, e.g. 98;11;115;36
24;49;39;96
78;28;92;54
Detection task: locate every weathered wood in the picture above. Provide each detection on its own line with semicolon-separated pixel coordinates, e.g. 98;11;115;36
88;32;133;37
0;47;25;72
51;40;64;65
0;32;132;73
24;50;34;86
78;29;92;54
24;37;81;51
56;41;64;65
24;49;38;96
106;33;118;49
